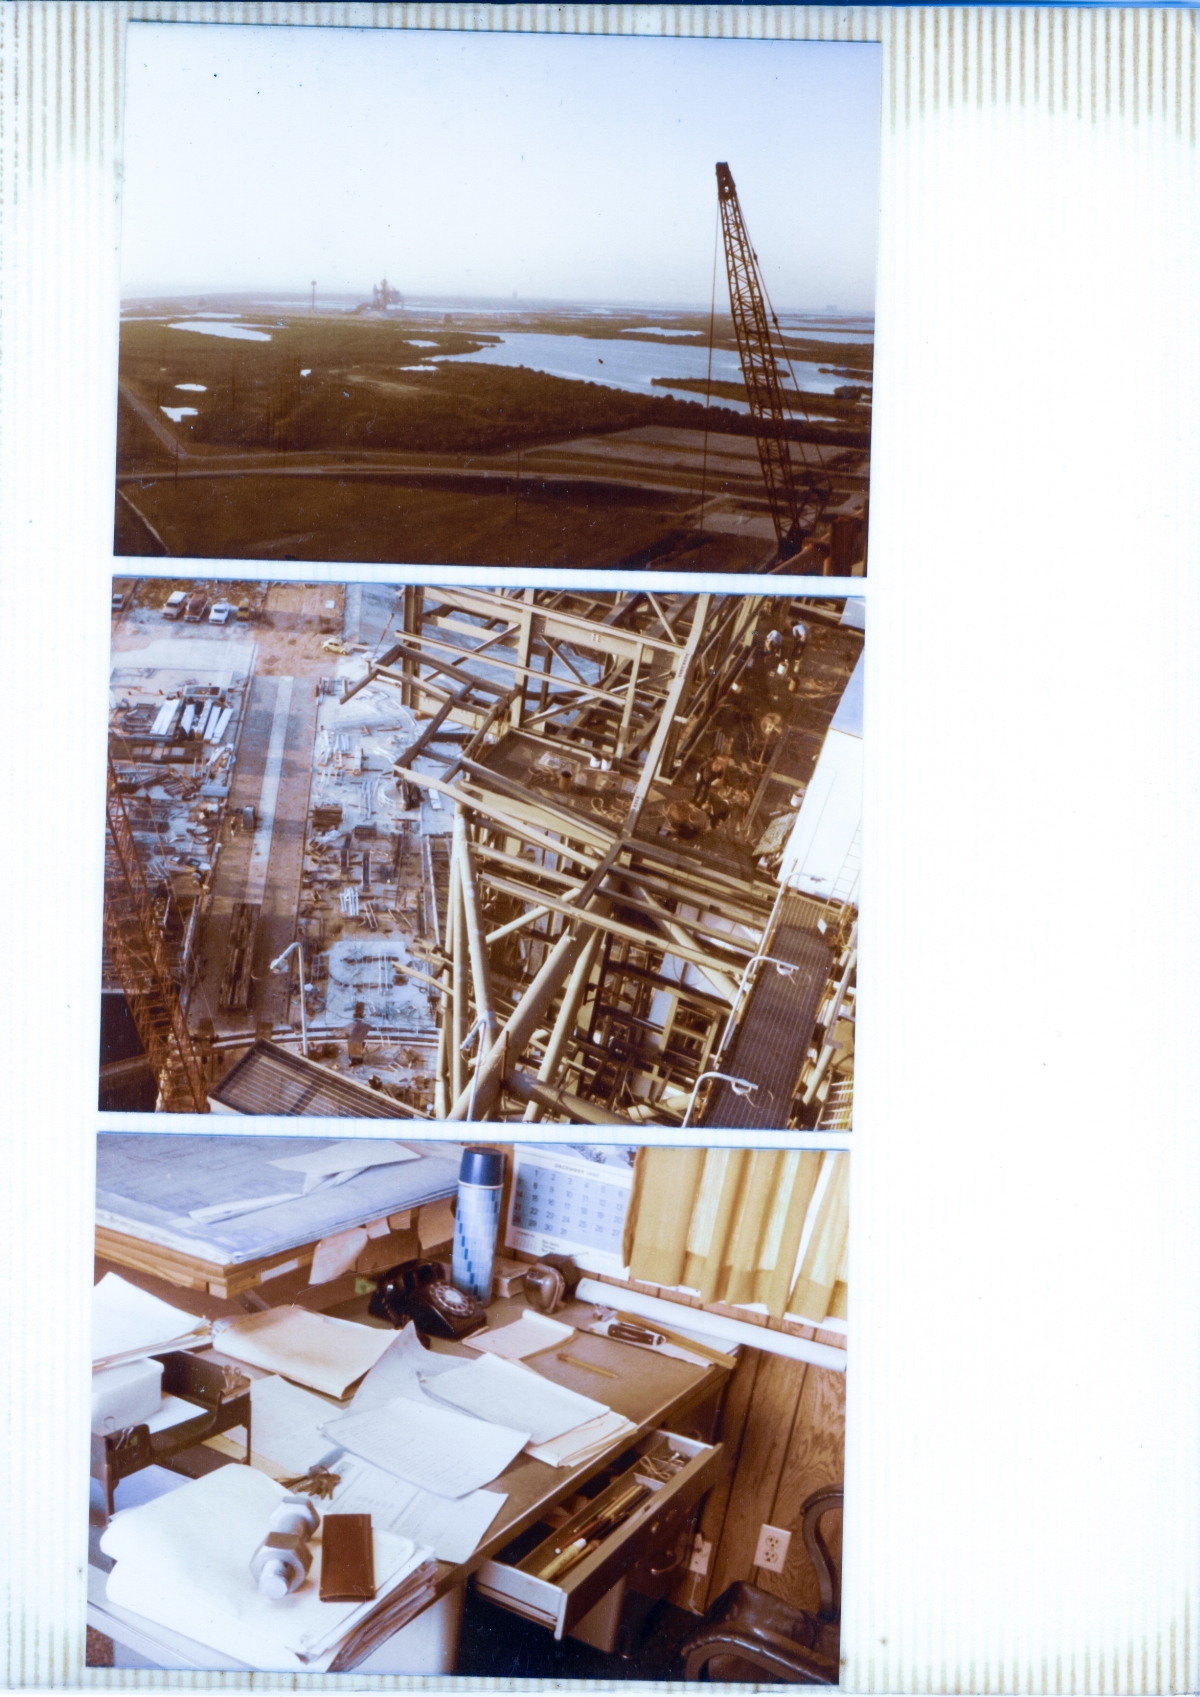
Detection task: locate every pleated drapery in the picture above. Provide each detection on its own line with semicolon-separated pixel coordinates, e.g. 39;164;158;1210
622;1147;848;1324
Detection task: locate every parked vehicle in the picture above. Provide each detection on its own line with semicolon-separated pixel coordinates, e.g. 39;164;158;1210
209;600;234;625
163;590;187;620
184;593;208;623
111;590;126;612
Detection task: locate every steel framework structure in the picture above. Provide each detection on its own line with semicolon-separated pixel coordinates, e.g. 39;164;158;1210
104;761;209;1114
716;162;830;558
350;587;853;1126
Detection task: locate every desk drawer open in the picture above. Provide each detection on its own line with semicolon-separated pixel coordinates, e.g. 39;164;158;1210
474;1428;725;1640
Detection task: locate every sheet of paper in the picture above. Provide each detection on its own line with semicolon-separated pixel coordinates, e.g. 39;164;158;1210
326;1451;507;1563
308;1227;368;1285
92;1272;210;1368
464;1310;574;1360
322;1393;529;1498
347;1324;463;1415
424;1352;607;1446
526;1409;638;1468
214;1308;395;1398
146;1395;207;1436
270;1140;418;1179
233;1375;340;1475
187;1190;302;1225
101;1465;428;1671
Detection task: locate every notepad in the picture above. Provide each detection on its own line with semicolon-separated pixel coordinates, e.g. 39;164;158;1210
463;1310;574;1360
424;1353;608;1446
214;1308;395;1398
92;1272;210;1370
322;1393;529;1498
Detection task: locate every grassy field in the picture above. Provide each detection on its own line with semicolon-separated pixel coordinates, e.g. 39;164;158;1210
113;466;771;571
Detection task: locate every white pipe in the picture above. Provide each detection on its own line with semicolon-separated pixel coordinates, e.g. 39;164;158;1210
575;1277;846;1372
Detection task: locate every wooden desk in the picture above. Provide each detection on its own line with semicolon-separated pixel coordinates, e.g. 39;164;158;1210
88;1288;731;1673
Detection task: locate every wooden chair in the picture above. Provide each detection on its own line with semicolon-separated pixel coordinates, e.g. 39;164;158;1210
680;1485;842;1684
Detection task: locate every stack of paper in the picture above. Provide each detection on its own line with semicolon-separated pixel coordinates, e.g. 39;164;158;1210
100;1464;437;1672
213;1308;395;1398
185;1141;421;1225
92;1273;211;1370
526;1409;638;1468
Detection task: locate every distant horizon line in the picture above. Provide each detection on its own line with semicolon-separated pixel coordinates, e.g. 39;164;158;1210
120;288;875;319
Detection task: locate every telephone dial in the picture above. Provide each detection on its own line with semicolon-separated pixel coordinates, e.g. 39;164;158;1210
368;1259;487;1341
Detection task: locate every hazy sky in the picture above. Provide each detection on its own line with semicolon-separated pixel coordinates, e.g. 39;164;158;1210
121;24;881;310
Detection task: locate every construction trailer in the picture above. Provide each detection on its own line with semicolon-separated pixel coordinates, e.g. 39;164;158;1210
346;587;861;1129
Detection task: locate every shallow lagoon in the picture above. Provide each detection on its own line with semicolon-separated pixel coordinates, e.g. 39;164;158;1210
435;331;858;412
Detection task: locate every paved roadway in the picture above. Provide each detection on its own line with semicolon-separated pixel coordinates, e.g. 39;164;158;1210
117;386;869;508
191;672;319;1035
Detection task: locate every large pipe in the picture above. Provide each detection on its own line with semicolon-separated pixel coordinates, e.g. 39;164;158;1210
505;1068;637;1127
443;845;624;1122
619;879;740;1005
479;869;747;985
575;1278;846;1372
443;921;594;1122
454;809;499;1065
802;934;858;1106
523;925;604;1123
448;847;467;1102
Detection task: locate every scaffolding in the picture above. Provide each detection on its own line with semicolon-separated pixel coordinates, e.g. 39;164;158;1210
348;587;859;1126
104;761;209;1114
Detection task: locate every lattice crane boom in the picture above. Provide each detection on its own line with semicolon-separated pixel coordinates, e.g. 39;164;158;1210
716;162;827;558
104;760;209;1113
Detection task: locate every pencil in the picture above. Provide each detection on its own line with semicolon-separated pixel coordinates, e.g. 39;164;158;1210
556;1351;619;1379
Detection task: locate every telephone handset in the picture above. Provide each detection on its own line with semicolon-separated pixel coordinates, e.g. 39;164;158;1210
368;1258;487;1341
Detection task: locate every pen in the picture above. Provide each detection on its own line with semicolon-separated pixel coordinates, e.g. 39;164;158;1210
556;1351;619;1379
535;1484;649;1579
538;1537;590;1582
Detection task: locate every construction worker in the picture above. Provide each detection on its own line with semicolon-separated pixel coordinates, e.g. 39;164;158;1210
692;752;728;807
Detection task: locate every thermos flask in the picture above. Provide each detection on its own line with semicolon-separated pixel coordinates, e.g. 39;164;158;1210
452;1145;504;1303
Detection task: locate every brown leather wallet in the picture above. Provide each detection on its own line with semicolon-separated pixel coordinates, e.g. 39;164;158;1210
319;1513;376;1603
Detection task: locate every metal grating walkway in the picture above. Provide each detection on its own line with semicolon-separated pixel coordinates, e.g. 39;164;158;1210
699;894;832;1129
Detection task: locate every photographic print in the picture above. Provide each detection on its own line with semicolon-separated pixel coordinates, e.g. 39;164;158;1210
102;578;861;1129
88;1133;846;1678
113;25;880;574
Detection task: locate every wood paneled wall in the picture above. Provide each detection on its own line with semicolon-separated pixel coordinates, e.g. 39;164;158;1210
687;1339;845;1616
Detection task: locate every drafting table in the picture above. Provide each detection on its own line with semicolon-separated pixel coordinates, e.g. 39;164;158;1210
95;1134;463;1297
87;1289;732;1673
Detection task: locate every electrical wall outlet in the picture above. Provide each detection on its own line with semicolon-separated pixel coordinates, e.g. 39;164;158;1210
689;1535;712;1576
754;1523;792;1573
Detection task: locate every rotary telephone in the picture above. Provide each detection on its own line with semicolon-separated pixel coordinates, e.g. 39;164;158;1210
367;1258;486;1341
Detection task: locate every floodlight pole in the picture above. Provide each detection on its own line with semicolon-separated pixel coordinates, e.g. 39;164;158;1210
270;941;308;1057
